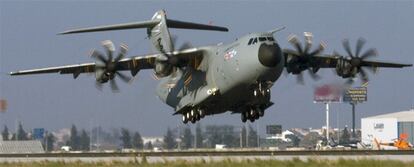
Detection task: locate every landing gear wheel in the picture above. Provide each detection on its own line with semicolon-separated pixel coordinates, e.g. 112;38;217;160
249;117;255;122
191;117;196;124
254;111;260;119
182;115;188;124
195;113;200;121
198;109;205;118
241;112;247;123
191;109;195;117
186;112;191;120
258;109;264;117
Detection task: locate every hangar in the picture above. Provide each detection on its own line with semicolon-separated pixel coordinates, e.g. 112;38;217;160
361;109;414;147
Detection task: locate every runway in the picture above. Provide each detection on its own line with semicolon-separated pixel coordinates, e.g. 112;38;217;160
1;150;414;163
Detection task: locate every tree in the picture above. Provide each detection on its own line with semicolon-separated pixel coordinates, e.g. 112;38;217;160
44;133;55;151
120;128;132;149
1;125;9;141
340;126;350;144
79;130;90;151
300;132;322;148
247;125;258;147
286;134;300;147
67;124;80;150
182;127;193;149
132;132;143;150
145;141;153;150
17;122;27;140
195;123;203;148
163;127;176;150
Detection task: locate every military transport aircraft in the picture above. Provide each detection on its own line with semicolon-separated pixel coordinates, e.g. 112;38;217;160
10;10;412;124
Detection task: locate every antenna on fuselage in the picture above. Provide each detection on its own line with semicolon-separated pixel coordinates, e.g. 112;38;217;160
268;26;286;34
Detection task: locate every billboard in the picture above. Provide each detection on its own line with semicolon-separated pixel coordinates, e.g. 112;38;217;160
266;125;282;135
33;128;45;140
313;84;342;103
343;87;367;102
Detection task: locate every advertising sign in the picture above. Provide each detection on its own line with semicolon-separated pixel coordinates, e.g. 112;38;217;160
33;128;45;140
343;87;367;102
266;125;282;135
313;84;341;103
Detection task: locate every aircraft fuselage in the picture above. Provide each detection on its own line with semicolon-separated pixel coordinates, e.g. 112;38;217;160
156;32;284;122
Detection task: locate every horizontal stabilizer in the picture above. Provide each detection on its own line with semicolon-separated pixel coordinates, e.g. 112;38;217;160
166;19;228;32
58;20;160;35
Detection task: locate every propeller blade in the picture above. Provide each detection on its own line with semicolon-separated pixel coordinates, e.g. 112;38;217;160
171;35;178;50
360;48;377;60
90;50;107;64
342;39;354;58
304;32;313;53
102;40;115;61
346;78;354;85
307;69;321;81
296;73;305;85
95;81;103;91
179;42;192;51
309;42;325;56
110;79;120;93
359;68;369;83
355;38;366;57
114;43;128;63
288;34;303;54
115;71;131;83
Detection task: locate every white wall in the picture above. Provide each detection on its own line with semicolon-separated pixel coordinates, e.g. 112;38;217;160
361;118;398;145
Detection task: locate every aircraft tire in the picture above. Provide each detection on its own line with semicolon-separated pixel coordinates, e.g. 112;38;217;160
182;115;188;124
196;113;200;121
241;112;247;123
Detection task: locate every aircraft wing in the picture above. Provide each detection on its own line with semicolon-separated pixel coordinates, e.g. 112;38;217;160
10;48;204;78
9;55;157;78
283;49;412;69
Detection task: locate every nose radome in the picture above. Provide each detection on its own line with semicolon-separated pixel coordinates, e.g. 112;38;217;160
258;43;282;67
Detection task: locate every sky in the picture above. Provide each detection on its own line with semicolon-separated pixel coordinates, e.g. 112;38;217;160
0;0;413;136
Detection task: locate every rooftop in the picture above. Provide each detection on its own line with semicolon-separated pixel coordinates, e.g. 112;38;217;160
363;109;414;122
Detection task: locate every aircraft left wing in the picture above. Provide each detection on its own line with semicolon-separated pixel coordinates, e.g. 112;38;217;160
10;47;204;78
9;55;157;78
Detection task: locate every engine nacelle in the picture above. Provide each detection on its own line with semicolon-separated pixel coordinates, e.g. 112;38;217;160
335;57;357;78
154;62;173;78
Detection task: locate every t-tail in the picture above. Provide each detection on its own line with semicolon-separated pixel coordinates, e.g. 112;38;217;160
59;10;228;53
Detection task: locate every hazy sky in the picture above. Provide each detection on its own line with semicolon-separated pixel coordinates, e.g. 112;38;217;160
1;1;413;136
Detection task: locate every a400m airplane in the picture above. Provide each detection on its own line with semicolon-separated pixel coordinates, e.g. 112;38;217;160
10;10;412;124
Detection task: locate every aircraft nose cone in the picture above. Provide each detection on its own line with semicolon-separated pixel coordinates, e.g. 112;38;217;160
258;43;282;67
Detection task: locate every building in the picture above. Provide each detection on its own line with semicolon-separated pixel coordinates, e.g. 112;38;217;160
361;109;414;147
0;140;44;153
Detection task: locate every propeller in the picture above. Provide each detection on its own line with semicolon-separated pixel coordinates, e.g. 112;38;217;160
338;38;378;85
287;32;326;84
92;40;131;92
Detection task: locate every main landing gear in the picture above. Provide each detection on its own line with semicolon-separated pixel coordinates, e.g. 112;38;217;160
182;108;205;124
241;106;264;123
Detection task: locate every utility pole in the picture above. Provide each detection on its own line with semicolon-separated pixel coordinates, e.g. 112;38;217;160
351;102;356;138
326;102;330;145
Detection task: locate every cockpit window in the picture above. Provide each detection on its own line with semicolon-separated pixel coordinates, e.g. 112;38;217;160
248;38;254;45
248;37;274;45
252;38;258;45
